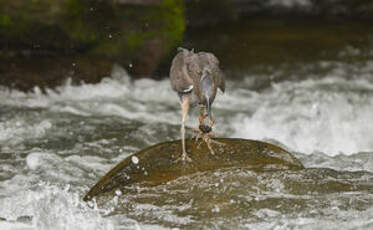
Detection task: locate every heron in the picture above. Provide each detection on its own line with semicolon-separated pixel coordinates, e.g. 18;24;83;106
170;47;225;161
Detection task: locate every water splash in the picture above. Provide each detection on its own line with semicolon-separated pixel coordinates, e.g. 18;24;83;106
0;184;115;230
229;77;373;155
1;60;373;229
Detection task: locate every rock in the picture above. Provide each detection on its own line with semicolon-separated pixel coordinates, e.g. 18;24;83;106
83;138;304;201
0;55;112;92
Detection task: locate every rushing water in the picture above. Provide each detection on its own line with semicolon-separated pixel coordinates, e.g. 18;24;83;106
0;59;373;229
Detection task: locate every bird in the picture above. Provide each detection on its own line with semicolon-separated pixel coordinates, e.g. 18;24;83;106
170;47;225;161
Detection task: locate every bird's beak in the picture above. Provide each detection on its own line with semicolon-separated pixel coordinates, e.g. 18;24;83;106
205;95;211;118
200;73;213;120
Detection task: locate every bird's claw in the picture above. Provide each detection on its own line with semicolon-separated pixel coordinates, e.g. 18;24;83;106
173;151;192;163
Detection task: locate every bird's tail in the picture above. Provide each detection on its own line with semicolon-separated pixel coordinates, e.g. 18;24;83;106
177;47;194;53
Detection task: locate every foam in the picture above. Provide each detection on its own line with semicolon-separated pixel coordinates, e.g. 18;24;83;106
245;207;373;230
1;56;373;230
268;0;312;8
1;63;373;156
0;119;53;147
2;60;373;156
0;184;115;230
230;77;373;155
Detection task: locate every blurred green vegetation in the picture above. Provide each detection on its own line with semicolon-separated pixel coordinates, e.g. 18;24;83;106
1;0;373;91
0;0;185;75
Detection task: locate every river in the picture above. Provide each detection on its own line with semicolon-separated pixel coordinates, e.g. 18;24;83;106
1;54;373;229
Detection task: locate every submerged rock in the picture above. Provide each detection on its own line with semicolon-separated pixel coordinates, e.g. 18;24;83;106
83;138;304;201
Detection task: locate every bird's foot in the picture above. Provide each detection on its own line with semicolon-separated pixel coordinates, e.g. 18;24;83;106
173;151;192;163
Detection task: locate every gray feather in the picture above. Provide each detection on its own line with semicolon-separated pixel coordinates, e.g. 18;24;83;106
169;48;225;106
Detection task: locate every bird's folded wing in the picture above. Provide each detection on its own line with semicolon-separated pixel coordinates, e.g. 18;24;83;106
197;52;225;93
170;50;196;94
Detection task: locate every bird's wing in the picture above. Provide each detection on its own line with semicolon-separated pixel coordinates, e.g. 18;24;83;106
198;52;225;93
170;48;197;94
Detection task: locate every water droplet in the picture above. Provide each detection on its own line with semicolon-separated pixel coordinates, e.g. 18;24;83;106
115;189;122;196
131;156;139;164
212;205;220;213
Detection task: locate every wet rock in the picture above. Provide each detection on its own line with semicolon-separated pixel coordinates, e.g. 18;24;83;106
92;165;373;225
0;55;112;92
83;138;304;201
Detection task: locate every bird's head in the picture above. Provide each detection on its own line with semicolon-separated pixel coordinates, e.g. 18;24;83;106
200;67;216;119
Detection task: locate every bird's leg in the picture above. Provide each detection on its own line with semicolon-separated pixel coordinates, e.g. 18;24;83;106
178;97;192;162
